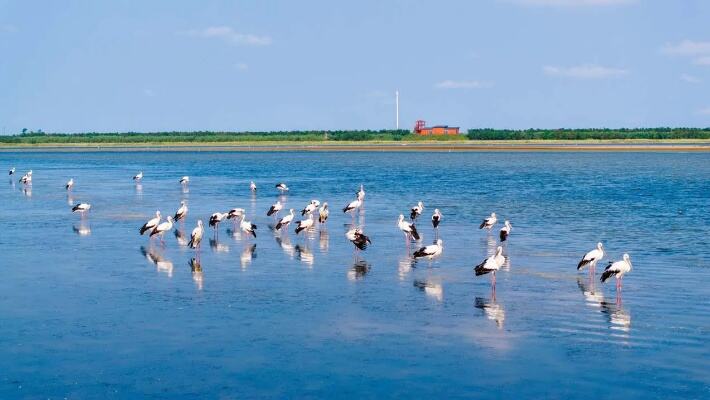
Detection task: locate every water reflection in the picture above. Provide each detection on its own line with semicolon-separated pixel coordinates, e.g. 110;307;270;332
226;228;242;241
275;235;295;258
67;193;74;206
22;186;32;197
475;292;506;329
601;301;631;334
209;238;230;253
174;229;189;247
240;244;257;269
135;183;143;197
319;229;329;253
398;254;414;280
413;279;443;302
294;244;314;267
140;246;174;277
347;259;370;281
72;222;91;236
189;257;203;290
577;277;631;336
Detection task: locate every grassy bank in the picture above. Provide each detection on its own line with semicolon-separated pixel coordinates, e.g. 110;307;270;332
1;128;709;145
467;128;710;140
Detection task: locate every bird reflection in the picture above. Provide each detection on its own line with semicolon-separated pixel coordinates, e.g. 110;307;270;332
67;193;74;206
174;229;189;247
319;229;329;252
240;244;257;269
577;277;604;310
275;235;295;258
189;257;203;290
72;222;91;236
181;185;189;195
135;183;143;196
22;186;32;197
413;279;443;302
294;244;314;267
347;259;370;281
226;228;242;241
577;277;631;334
486;235;497;256
601;300;631;334
398;254;414;280
475;292;505;329
140;246;173;277
209;238;230;253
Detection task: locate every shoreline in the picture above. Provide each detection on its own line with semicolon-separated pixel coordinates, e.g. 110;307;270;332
2;140;710;152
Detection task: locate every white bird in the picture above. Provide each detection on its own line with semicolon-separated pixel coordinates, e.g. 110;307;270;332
150;216;174;244
318;202;329;223
499;220;512;242
275;182;289;193
209;212;228;235
275;209;295;230
413;239;443;259
179;176;189;185
578;242;604;272
173;200;188;222
239;216;257;238
410;201;424;220
71;202;91;217
431;209;442;229
346;227;371;252
294;213;314;235
301;200;319;216
600;253;633;290
139;211;161;235
474;246;505;284
9;167;15;175
227;208;245;221
19;170;32;184
357;184;365;201
188;220;204;250
250;181;257;192
133;171;143;181
65;178;74;191
397;214;420;243
342;198;362;215
267;200;283;217
479;212;497;230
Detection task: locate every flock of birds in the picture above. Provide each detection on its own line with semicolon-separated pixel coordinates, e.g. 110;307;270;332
9;167;634;291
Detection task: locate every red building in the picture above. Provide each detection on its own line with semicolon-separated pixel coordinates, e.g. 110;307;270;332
414;120;460;136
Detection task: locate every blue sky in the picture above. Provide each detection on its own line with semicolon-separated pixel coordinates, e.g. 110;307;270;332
1;0;709;133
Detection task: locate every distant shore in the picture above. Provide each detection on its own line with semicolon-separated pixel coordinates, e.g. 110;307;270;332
2;139;710;152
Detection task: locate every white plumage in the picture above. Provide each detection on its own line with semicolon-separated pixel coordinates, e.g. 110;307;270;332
267;200;283;217
410;201;424;220
601;254;632;288
139;211;161;235
188;220;204;249
133;171;143;181
179;176;189;184
499;220;512;242
475;246;505;277
65;178;74;191
413;239;443;259
578;242;604;271
275;209;295;230
479;212;497;230
294;214;314;234
174;201;188;222
398;214;420;241
318;203;329;223
150;216;174;242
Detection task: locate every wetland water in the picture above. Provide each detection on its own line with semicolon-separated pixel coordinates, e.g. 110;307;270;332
1;151;708;398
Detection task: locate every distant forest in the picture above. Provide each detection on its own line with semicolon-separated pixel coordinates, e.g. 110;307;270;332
1;128;708;144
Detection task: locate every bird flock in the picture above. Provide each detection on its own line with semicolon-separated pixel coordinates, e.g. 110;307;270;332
8;166;634;292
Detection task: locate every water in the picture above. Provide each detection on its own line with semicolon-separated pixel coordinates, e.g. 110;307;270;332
1;151;708;399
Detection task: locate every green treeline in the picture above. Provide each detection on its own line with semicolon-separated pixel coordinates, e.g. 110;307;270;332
466;128;710;140
0;128;708;144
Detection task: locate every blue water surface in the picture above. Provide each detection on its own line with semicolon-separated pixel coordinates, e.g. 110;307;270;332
0;151;708;399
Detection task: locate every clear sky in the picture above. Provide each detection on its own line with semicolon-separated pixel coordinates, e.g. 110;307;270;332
1;0;709;133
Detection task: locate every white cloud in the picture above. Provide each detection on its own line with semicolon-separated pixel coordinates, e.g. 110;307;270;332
505;0;636;6
661;40;710;56
434;80;492;89
680;74;701;84
543;64;628;79
699;107;710;116
694;56;710;66
184;26;271;46
234;62;249;71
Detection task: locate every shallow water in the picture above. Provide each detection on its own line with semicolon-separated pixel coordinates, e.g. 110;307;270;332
1;151;709;399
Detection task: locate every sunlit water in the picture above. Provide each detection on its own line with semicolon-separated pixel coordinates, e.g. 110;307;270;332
1;151;708;399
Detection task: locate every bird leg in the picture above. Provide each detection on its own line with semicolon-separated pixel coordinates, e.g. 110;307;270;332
492;271;497;287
